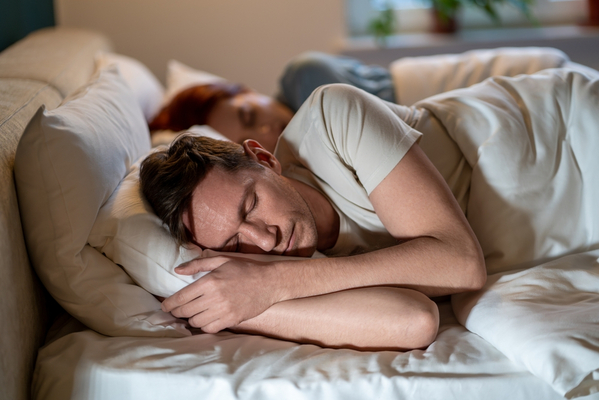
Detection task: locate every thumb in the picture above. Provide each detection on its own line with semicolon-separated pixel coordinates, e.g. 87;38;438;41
174;256;231;275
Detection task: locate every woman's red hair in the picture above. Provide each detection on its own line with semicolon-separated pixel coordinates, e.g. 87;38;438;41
149;82;249;132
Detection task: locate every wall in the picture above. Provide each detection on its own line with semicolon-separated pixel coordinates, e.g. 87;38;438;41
55;0;346;96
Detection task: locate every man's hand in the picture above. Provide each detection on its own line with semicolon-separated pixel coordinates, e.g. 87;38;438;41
161;256;283;333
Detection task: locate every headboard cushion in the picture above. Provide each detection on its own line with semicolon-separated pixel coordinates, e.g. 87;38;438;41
0;27;113;400
0;27;112;97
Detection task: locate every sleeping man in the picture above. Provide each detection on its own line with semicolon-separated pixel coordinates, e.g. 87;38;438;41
140;83;487;351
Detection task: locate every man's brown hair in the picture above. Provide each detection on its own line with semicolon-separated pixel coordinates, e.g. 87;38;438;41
149;82;249;132
140;134;260;246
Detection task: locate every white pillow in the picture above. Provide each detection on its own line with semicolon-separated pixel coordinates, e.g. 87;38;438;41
88;156;206;298
452;250;599;399
390;47;569;106
95;51;165;122
14;66;189;337
89;152;325;298
164;59;226;104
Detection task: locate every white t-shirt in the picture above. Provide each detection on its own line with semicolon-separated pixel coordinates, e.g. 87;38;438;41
274;84;423;256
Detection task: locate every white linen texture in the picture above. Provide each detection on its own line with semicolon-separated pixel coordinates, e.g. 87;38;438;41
453;250;599;399
33;302;567;400
417;67;599;274
163;59;227;104
95;51;165;123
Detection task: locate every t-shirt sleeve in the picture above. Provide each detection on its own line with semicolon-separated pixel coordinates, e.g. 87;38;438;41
277;84;422;195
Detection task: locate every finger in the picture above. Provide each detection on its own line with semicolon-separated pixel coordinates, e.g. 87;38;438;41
169;295;208;319
161;281;205;312
189;310;220;331
175;256;233;275
200;318;229;334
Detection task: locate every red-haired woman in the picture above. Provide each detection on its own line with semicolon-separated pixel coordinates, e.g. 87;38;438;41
149;82;294;153
149;52;395;152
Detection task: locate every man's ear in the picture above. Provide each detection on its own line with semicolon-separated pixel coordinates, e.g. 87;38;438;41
242;139;282;175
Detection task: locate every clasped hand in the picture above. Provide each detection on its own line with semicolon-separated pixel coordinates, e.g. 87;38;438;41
161;256;282;333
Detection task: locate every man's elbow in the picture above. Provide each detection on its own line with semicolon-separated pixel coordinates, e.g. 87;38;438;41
404;298;440;349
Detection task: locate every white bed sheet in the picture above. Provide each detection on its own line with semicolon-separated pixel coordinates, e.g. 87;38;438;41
33;302;565;400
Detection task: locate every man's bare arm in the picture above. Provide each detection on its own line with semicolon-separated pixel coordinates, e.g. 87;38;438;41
232;286;439;351
163;144;485;337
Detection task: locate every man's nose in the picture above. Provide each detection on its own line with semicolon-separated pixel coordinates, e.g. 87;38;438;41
240;220;277;253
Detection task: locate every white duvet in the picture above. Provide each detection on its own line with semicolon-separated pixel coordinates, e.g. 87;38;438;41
417;67;599;398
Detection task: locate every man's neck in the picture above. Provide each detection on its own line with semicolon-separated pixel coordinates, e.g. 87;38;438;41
286;177;339;252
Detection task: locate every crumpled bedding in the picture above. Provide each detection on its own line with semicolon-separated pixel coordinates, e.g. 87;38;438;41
418;67;599;274
453;250;599;399
33;302;566;400
416;67;599;398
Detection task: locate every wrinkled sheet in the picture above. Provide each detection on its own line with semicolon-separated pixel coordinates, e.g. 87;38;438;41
33;302;565;400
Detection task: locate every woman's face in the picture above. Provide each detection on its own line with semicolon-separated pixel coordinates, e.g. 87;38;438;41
206;91;293;152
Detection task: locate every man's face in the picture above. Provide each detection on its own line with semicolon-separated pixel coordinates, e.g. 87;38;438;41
183;164;318;257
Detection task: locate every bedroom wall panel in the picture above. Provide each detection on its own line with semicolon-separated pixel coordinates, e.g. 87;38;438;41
54;0;346;96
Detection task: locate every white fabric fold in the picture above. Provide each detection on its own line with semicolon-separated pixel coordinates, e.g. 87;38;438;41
417;67;599;275
34;302;565;400
453;250;599;398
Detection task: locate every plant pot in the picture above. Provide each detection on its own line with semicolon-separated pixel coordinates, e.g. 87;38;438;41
431;8;458;33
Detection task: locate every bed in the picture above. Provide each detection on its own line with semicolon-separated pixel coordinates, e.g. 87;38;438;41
2;27;598;400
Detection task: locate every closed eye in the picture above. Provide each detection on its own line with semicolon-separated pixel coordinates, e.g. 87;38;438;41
243;191;257;218
250;192;258;213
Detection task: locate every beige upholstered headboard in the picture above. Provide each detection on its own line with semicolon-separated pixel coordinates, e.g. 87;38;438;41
0;27;112;400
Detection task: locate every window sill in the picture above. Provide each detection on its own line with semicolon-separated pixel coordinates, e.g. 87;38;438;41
340;24;599;71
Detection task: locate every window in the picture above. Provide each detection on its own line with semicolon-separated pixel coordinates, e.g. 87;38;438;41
346;0;588;36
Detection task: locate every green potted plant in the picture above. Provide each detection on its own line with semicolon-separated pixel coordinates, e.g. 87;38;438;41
368;3;397;46
430;0;536;33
